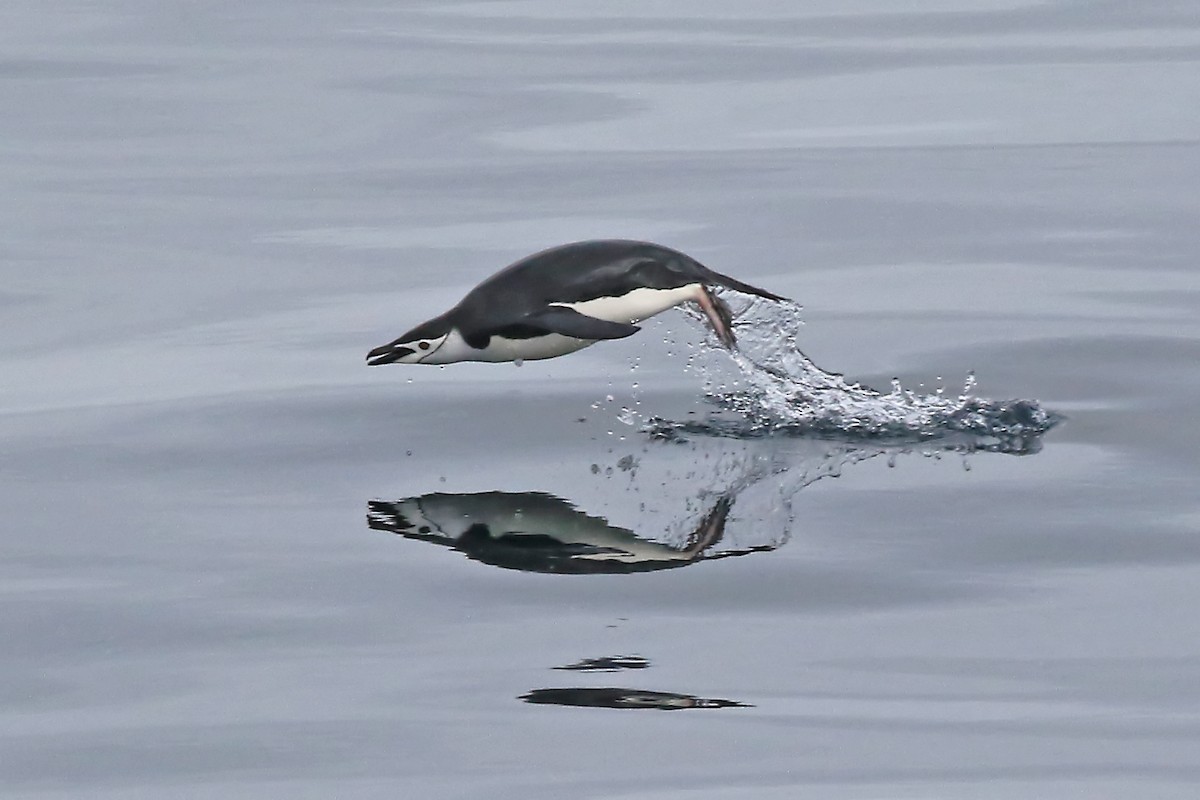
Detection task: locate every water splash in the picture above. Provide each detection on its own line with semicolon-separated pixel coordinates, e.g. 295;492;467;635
647;294;1060;453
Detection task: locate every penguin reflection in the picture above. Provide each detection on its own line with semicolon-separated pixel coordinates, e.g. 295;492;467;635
368;425;1058;575
366;491;772;574
520;687;750;711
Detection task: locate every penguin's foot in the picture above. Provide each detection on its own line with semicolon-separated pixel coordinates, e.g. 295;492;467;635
696;285;737;348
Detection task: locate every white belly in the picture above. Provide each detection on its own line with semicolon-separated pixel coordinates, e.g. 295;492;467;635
423;284;703;364
557;284;703;324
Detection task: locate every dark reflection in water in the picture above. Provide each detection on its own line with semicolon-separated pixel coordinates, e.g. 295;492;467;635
367;425;1055;575
531;654;746;710
555;655;650;672
520;688;751;711
367;490;763;574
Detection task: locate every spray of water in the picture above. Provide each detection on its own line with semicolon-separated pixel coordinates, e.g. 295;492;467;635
645;293;1060;453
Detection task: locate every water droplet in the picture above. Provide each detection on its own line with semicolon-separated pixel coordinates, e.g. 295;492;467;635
514;358;524;367
649;288;1052;446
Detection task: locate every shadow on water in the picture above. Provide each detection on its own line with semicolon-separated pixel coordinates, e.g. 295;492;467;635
520;687;751;711
523;655;750;711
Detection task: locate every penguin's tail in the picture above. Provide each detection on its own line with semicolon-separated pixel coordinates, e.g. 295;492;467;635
704;269;789;303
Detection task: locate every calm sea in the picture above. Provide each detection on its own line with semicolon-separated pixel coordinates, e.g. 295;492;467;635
3;2;1200;798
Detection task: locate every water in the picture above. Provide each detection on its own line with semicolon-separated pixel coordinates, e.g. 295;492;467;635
652;293;1060;446
4;2;1200;798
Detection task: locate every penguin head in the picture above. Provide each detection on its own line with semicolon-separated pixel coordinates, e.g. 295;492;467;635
366;314;454;366
366;333;450;365
367;497;457;544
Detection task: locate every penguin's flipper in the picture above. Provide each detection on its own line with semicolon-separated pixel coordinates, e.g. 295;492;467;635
526;306;641;340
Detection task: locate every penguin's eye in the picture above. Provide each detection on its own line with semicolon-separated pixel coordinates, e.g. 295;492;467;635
418;341;431;351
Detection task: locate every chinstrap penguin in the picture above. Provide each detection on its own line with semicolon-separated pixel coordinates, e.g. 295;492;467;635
366;239;786;366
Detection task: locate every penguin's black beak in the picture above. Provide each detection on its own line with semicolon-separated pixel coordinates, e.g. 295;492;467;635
366;342;414;366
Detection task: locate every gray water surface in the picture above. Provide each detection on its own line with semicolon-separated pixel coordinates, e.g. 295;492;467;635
4;2;1200;798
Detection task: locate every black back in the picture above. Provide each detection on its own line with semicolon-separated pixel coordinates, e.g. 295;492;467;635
392;239;784;347
454;240;709;327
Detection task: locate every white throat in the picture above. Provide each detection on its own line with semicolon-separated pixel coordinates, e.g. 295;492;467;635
424;284;704;364
428;328;594;363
